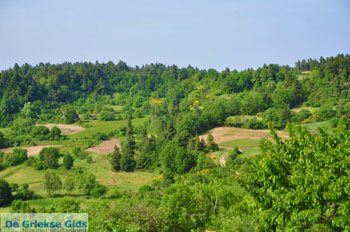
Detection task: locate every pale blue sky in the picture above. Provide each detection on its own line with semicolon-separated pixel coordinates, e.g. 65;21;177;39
0;0;349;71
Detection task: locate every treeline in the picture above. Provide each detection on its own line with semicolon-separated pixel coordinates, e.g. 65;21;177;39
0;54;349;126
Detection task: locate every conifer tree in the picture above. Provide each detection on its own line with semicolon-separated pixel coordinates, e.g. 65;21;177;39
121;116;136;171
109;146;121;171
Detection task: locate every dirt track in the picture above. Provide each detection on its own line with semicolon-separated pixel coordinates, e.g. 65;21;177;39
36;124;85;135
0;145;62;156
86;138;121;154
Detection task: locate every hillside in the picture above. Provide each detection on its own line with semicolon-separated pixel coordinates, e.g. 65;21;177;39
0;55;350;231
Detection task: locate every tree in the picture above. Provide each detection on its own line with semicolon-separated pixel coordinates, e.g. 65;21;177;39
0;179;12;206
242;124;350;231
98;110;114;121
43;171;62;197
78;172;106;197
64;107;79;124
64;176;76;194
108;146;121;171
0;131;7;148
39;147;60;169
15;184;37;200
31;126;50;140
4;148;27;166
11;200;35;213
48;126;62;141
206;134;219;152
63;154;74;170
120;116;136;171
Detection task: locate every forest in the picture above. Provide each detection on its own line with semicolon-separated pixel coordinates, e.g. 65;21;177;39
0;54;350;231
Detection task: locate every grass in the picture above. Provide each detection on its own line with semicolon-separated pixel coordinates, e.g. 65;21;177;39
210;150;226;165
296;73;310;81
226;115;263;121
291;106;319;113
241;147;261;159
104;105;123;112
219;139;259;149
301;121;332;131
70;117;148;139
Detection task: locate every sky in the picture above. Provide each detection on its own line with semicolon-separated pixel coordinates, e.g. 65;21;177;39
0;0;349;71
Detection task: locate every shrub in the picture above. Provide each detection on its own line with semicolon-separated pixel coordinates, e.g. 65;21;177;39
11;200;35;213
3;148;28;166
31;126;50;140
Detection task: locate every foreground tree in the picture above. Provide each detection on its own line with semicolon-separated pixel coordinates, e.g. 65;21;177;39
242;123;350;231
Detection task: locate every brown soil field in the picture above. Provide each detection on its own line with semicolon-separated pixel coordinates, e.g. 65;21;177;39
36;124;85;135
86;138;121;154
199;127;289;144
0;145;62;156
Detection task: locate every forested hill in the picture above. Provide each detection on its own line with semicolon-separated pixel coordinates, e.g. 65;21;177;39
0;54;349;128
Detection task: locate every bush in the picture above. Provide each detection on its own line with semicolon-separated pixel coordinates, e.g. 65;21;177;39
31;126;50;140
291;109;312;123
11;200;35;213
106;188;122;199
72;147;88;159
48;126;62;141
3;148;28;166
92;132;108;141
79;173;106;197
316;104;336;121
14;184;38;200
98;110;114;121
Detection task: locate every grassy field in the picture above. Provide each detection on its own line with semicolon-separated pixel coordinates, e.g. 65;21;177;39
70;117;148;139
300;120;332;131
219;139;259;149
226;115;263;120
241;147;261;159
291;106;319;113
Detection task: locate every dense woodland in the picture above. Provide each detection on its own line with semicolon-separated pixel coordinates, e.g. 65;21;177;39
0;54;350;231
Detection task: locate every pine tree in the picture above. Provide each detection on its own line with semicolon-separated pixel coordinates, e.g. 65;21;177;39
109;146;121;171
120;116;136;171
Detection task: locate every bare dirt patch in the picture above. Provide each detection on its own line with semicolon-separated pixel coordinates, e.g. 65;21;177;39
200;127;289;145
86;138;121;154
0;145;62;156
36;124;85;135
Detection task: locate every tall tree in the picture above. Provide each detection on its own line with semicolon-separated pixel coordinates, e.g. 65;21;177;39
109;146;121;171
120;116;136;171
0;179;12;206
